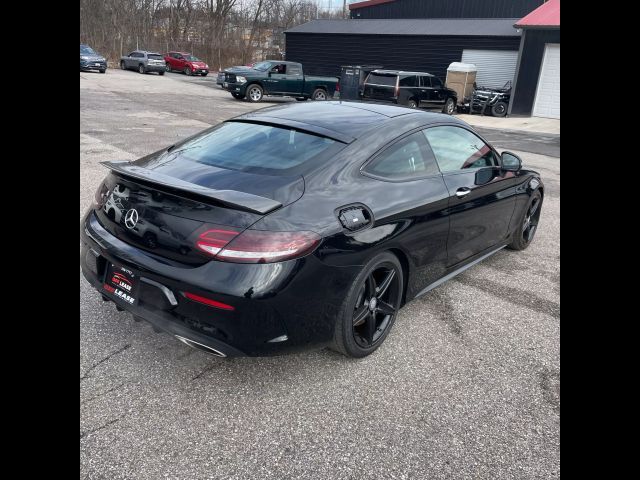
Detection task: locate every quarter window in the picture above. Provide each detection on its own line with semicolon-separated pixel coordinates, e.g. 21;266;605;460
288;65;302;76
366;73;397;87
423;126;498;173
399;76;417;87
364;132;440;180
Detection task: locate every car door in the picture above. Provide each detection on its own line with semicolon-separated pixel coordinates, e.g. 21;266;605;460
430;77;447;106
361;131;450;294
284;63;304;95
423;125;518;266
265;63;287;94
125;52;136;68
174;53;185;70
418;76;436;106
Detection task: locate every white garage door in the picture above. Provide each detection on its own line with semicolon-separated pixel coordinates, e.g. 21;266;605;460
461;49;519;89
533;44;560;119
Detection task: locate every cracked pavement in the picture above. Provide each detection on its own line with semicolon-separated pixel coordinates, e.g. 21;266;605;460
80;70;559;479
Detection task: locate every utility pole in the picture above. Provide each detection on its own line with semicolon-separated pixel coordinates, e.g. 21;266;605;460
343;0;347;19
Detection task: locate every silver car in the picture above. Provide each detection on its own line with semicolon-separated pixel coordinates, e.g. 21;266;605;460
119;50;166;75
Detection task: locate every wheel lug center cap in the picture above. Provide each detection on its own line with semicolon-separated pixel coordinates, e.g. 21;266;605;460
369;297;378;311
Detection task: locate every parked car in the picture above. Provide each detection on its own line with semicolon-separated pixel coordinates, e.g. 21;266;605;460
222;60;338;102
81;101;543;358
80;44;107;73
164;52;209;76
465;81;512;117
120;51;166;75
362;70;457;115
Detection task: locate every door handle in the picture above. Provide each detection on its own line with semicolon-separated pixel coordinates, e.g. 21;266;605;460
455;187;472;198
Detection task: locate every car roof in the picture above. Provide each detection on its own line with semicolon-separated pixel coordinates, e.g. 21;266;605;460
230;101;465;143
259;60;299;65
371;69;434;77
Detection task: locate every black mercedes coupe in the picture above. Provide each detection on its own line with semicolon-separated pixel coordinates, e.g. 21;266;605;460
80;101;543;358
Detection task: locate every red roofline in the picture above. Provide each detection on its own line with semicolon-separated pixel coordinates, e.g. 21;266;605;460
515;0;560;28
349;0;397;11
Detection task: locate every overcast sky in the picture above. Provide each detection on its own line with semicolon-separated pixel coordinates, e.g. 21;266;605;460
315;0;359;12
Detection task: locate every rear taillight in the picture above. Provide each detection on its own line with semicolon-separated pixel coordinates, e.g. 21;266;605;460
93;183;109;208
336;82;340;92
196;227;240;256
195;225;321;264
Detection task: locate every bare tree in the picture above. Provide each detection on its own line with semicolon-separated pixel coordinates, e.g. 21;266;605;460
80;0;336;68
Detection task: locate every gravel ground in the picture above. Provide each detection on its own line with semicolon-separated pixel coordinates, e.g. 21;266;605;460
80;69;560;480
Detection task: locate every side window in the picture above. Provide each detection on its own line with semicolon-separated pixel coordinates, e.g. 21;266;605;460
288;65;302;76
420;76;431;87
423;126;498;173
399;75;417;87
128;52;136;57
364;132;440;180
431;77;443;88
271;64;286;74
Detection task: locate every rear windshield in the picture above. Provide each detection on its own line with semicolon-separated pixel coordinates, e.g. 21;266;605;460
148;54;164;60
366;74;397;87
165;122;344;175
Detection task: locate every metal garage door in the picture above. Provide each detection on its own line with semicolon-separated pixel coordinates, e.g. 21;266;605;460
461;49;519;89
533;44;560;119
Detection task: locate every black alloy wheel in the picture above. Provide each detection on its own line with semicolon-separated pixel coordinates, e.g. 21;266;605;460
508;190;542;250
333;252;403;357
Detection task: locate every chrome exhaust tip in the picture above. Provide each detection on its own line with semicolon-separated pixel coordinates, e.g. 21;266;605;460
175;335;227;357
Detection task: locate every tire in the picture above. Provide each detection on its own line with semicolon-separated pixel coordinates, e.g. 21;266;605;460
246;84;264;102
184;67;191;76
120;61;126;70
332;252;404;358
312;88;328;101
159;71;165;76
231;93;245;100
491;101;508;117
507;190;543;251
99;69;106;74
406;99;418;109
165;64;171;72
295;97;308;101
443;97;456;115
138;64;146;74
201;73;208;77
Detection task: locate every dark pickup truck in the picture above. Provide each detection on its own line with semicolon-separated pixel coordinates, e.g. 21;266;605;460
222;60;339;103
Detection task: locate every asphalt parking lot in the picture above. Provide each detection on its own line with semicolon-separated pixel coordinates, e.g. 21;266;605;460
80;69;560;479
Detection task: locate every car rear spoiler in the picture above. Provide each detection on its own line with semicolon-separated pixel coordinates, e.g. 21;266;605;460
101;161;283;215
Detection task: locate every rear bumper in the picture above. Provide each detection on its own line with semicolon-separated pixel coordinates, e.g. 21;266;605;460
80;210;359;356
145;65;166;72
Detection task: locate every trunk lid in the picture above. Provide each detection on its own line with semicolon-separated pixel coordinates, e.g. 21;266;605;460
95;152;304;266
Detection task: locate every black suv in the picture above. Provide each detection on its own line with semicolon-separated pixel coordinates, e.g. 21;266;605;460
362;70;457;114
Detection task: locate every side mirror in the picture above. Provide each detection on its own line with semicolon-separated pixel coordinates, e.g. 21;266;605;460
475;167;499;185
501;151;522;172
